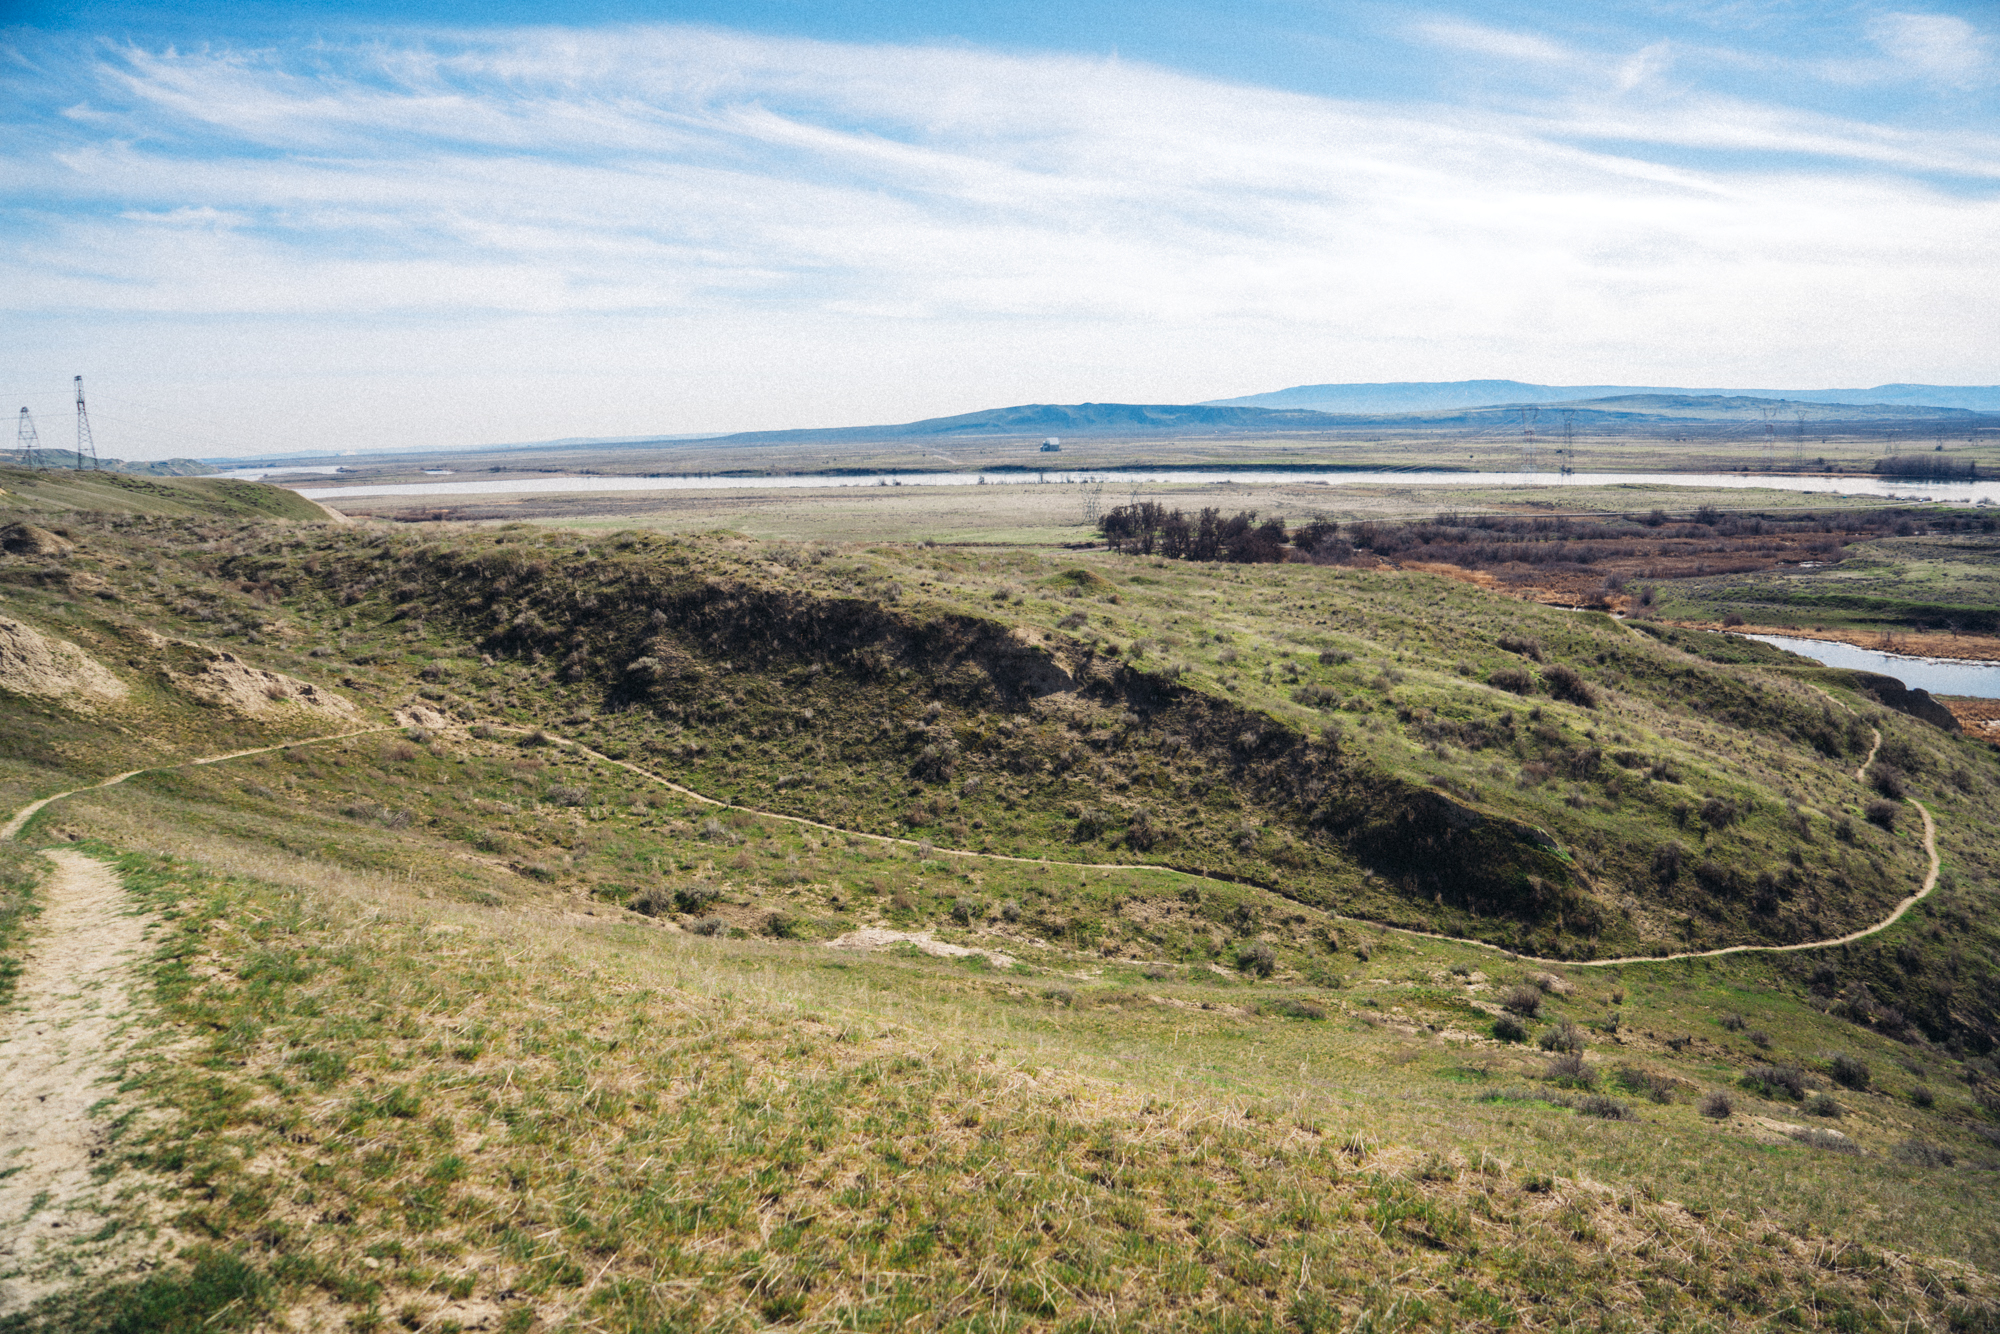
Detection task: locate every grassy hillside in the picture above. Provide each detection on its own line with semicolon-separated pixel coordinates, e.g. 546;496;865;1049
0;465;327;520
2;506;1998;1330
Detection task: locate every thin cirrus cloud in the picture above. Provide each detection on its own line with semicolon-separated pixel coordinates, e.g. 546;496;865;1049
0;15;1996;454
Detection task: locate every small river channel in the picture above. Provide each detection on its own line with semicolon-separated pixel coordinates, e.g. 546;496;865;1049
1740;634;2000;699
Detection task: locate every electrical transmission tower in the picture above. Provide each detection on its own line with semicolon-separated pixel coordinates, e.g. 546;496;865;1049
16;407;39;467
1759;405;1778;471
1558;409;1577;481
1793;411;1807;470
1519;406;1540;474
73;376;99;469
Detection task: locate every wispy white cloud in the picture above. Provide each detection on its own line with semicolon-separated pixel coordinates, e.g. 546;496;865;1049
1;20;1996;454
1867;12;1992;85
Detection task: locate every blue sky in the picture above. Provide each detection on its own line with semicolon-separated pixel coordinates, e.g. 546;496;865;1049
2;0;1995;458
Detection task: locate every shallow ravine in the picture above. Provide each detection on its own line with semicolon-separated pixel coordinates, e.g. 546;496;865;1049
0;851;169;1314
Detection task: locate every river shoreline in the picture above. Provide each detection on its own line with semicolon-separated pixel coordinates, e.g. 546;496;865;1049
1672;620;2000;664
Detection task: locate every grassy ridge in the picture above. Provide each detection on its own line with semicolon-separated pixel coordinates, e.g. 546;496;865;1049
0;466;325;520
232;523;1953;958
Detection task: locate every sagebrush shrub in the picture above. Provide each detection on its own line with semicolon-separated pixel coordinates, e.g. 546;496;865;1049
1892;1140;1954;1168
1698;1090;1734;1119
1538;1020;1586;1054
1236;941;1277;978
1544;1052;1595;1087
1743;1064;1807;1101
1543;664;1596;708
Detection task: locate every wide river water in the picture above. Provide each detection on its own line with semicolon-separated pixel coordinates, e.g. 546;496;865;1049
288;468;2000;505
1741;634;2000;699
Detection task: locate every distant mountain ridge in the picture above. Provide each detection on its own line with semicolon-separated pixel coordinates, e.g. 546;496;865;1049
1204;380;2000;414
696;393;1989;446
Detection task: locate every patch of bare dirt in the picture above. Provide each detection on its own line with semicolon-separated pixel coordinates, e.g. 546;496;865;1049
0;851;176;1313
0;524;73;558
177;650;359;721
825;927;1017;970
0;616;128;709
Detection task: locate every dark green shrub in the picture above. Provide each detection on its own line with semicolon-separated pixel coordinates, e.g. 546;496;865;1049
1492;1014;1529;1043
1500;984;1544;1018
673;882;720;914
1869;764;1907;799
1744;1064;1807;1100
1545;1052;1596;1087
1892;1140;1954;1168
1613;1065;1674;1104
1269;997;1327;1020
1543;664;1596;708
1236;941;1277;978
1698;1090;1734;1119
1831;1054;1871;1090
1538;1019;1586;1054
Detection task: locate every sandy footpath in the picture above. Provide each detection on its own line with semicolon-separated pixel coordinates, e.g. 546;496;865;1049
0;851;164;1314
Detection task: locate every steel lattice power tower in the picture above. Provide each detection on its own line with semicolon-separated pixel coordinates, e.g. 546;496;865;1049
1519;406;1540;474
74;375;98;469
1558;409;1577;481
1760;405;1778;471
16;406;39;466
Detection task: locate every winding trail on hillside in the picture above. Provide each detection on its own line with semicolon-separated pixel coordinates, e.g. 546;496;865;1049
0;727;391;840
0;852;162;1313
1855;730;1882;782
0;717;1939;974
472;722;1945;972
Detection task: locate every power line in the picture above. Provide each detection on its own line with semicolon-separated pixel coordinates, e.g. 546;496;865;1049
16;406;39;468
75;375;99;469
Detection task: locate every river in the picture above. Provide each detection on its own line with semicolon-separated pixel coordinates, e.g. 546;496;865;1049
1741;634;2000;699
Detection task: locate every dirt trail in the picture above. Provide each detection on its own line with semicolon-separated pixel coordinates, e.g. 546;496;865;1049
0;715;1940;1009
484;722;1947;973
0;726;390;841
0;852;161;1313
1855;729;1882;782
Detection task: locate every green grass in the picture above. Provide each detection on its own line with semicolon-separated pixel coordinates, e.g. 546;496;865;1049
0;842;47;1009
0;466;325;520
2;499;1998;1328
7;847;1984;1331
1655;530;2000;635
